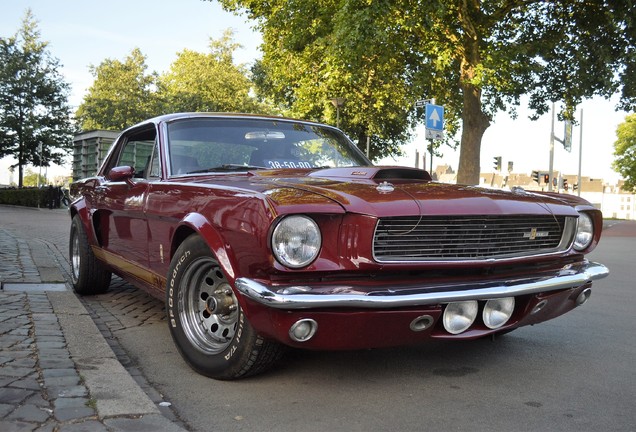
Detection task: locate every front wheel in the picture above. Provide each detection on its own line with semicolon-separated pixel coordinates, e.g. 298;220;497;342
166;234;284;379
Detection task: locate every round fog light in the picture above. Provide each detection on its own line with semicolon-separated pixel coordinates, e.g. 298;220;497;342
443;301;478;334
289;319;317;342
483;297;515;329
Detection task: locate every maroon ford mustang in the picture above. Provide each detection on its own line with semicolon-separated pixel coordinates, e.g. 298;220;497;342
69;113;609;379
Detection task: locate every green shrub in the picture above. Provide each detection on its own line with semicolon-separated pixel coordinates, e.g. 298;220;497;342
0;187;52;207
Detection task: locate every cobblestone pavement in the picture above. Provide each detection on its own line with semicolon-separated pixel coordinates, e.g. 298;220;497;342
1;290;101;431
0;206;186;432
81;280;166;333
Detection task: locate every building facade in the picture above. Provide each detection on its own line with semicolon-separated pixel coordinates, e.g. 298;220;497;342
72;130;119;180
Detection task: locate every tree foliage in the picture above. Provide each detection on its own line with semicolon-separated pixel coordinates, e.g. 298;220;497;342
160;29;268;113
219;0;634;184
613;114;636;192
75;48;160;130
0;9;74;187
232;0;423;160
22;168;47;187
76;31;271;131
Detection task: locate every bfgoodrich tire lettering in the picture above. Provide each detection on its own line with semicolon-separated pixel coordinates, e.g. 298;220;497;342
167;234;283;379
69;214;111;295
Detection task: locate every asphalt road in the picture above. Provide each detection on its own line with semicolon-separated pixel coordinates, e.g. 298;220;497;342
3;206;634;431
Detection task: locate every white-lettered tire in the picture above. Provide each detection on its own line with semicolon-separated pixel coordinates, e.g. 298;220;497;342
166;234;284;379
69;214;112;295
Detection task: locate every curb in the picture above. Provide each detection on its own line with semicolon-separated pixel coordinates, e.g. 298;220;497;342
38;237;188;430
48;291;158;416
0;207;188;431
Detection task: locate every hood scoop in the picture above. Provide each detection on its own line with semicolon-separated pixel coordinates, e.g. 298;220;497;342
308;166;432;181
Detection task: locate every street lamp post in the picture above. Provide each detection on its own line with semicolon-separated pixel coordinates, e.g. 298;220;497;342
549;103;555;192
331;97;345;128
38;143;43;188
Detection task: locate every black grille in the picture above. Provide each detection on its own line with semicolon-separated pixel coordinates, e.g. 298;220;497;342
373;215;573;261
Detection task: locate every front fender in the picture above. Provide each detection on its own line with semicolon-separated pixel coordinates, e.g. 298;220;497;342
173;212;239;282
69;199;99;246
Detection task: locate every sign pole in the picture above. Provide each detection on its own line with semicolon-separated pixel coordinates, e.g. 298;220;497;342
417;97;444;174
577;109;583;197
429;98;434;174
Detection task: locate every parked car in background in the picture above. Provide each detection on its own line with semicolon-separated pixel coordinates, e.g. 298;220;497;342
69;113;608;379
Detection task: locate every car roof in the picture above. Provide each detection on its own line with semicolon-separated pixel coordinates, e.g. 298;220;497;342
125;112;336;132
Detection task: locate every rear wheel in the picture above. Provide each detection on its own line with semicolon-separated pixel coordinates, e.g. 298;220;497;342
166;234;284;379
69;215;111;295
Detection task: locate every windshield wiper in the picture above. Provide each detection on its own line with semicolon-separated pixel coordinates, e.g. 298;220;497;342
187;164;266;173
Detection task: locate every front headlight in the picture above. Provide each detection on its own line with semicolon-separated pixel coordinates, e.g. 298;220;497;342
573;212;594;251
272;215;321;268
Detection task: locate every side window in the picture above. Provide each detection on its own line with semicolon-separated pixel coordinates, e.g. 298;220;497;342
115;127;157;179
148;140;161;178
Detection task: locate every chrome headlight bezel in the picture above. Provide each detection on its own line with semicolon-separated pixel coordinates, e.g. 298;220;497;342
573;212;594;251
271;215;322;269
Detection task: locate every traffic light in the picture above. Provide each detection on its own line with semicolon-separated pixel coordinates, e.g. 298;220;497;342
543;174;550;184
563;178;568;191
573;183;578;191
493;156;502;171
532;170;539;183
508;161;514;173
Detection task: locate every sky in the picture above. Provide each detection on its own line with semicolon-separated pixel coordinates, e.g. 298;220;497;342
0;0;630;185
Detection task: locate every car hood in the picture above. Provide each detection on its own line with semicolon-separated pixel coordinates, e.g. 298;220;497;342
242;167;579;218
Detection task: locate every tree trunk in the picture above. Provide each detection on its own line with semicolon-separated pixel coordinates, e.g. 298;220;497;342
456;0;490;186
456;82;490;185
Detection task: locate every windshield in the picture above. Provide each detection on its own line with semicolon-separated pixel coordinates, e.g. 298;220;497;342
166;117;370;175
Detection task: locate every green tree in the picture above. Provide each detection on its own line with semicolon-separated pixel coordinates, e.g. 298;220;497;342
613;114;636;192
22;168;47;187
159;30;267;114
237;1;420;160
219;0;633;184
75;48;160;131
0;10;74;187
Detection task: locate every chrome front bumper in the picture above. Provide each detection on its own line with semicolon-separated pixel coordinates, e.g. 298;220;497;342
235;261;609;310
